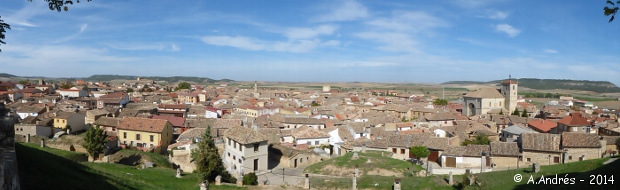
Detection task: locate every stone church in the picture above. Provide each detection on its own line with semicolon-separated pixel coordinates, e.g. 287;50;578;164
462;79;518;117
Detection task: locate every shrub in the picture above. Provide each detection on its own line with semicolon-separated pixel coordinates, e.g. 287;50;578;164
243;172;258;185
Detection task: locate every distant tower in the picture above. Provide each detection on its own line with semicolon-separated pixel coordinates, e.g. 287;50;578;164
500;75;518;113
254;81;257;93
323;85;331;92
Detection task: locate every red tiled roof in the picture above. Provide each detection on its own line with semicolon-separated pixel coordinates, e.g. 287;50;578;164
101;92;127;98
118;117;170;133
557;112;590;127
501;80;518;84
527;119;558;133
152;115;186;127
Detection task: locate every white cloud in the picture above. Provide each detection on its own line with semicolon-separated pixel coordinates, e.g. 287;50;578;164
488;11;509;20
105;42;166;51
54;24;88;43
0;44;138;69
356;32;419;53
313;0;368;22
201;36;266;51
283;24;338;39
543;49;558;53
340;61;400;67
495;24;520;37
201;35;337;53
366;11;448;32
171;44;181;51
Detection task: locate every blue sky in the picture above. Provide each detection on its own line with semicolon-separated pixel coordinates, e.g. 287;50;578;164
1;0;620;84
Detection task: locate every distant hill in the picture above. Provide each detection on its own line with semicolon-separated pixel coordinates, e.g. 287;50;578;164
83;75;234;84
443;78;620;93
0;73;17;78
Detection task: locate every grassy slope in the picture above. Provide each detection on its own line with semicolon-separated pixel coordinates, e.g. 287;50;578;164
305;151;419;176
112;149;172;168
470;157;620;190
305;152;453;190
16;143;245;190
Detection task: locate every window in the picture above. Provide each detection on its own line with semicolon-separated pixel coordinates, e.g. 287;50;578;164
300;158;303;163
315;141;319;145
123;132;127;138
392;148;397;153
234;141;237;148
238;159;242;164
569;156;572;160
307;141;311;145
233;155;236;160
228;152;230;157
526;158;531;162
238;143;242;151
228;138;231;146
572;128;578;132
136;134;141;140
254;143;259;152
150;144;153;148
553;156;560;163
150;135;154;142
401;149;405;154
489;102;491;107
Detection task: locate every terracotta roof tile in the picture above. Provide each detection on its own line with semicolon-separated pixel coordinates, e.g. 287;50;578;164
561;132;601;148
118;117;171;133
224;126;268;144
490;142;520;156
557;112;590;127
292;126;330;139
527;119;558;133
521;133;561;152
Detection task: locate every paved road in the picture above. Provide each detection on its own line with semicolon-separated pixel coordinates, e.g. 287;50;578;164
257;166;308;186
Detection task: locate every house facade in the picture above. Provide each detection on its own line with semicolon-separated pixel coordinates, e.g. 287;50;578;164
53;112;86;132
117;117;174;154
521;133;563;165
223;126;269;175
561;132;605;163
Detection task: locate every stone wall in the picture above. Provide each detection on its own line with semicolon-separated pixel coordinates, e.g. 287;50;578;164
564;148;603;163
0;103;21;190
491;156;520;168
522;151;562;165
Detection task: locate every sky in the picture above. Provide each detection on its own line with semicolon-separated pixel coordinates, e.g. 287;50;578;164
1;0;620;84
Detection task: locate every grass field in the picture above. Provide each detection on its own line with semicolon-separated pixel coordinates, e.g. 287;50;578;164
468;157;619;190
305;152;454;189
16;143;246;190
304;151;420;176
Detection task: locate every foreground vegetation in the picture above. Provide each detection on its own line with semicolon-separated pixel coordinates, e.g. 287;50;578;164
305;151;454;189
468;157;619;190
16;143;245;190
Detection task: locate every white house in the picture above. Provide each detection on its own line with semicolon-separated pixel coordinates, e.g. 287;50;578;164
223;126;269;176
16;106;46;119
292;126;330;146
58;87;88;98
205;107;222;118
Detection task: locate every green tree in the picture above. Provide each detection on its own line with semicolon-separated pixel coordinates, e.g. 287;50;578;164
409;146;430;159
605;0;620;22
192;126;235;183
0;16;9;52
243;173;258;186
177;82;191;90
82;85;89;91
499;110;504;115
512;109;520;116
433;99;448;106
60;83;73;89
521;109;529;117
19;80;30;85
126;88;134;93
82;125;108;160
461;135;491;146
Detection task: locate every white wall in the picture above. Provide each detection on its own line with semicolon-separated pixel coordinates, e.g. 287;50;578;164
296;137;329;146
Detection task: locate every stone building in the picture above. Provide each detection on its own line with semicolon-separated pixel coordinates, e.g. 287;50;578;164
489;142;521;168
223;126;269;176
561;132;605;163
462;79;518;117
521;133;562;165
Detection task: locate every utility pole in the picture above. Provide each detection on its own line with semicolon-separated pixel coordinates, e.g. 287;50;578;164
282;168;285;182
